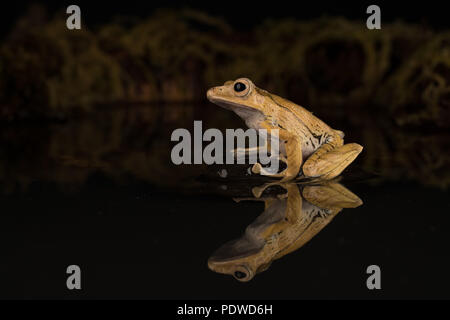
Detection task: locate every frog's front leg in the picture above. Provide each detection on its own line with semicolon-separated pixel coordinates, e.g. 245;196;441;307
232;136;288;163
232;145;263;162
302;137;363;180
251;129;302;182
231;136;270;161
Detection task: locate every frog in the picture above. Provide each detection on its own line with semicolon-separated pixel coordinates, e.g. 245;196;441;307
206;78;363;181
207;181;363;281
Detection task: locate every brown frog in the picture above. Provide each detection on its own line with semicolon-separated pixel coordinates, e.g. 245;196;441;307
207;78;363;181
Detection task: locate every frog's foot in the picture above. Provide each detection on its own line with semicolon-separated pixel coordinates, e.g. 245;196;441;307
251;181;279;198
302;143;363;180
302;182;363;210
250;152;288;175
251;181;291;198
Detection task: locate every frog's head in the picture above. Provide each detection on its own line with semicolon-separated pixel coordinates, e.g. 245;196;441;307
207;237;273;282
207;257;257;282
207;78;269;120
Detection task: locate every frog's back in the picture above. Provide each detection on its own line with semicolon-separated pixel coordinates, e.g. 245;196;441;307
264;91;345;157
269;93;334;135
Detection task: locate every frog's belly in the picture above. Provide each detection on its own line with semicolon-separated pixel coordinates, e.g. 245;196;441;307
250;120;319;159
301;141;317;159
277;139;317;159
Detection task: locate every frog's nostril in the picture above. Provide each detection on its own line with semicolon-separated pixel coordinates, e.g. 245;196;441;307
206;88;215;100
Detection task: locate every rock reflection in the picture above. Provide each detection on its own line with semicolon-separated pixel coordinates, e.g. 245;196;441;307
208;180;362;281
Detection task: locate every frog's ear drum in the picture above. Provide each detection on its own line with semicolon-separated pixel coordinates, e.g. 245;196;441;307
233;78;251;97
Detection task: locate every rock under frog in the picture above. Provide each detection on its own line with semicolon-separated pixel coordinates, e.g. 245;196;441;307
207;78;363;181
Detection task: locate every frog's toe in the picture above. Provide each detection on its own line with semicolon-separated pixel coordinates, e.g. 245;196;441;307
251;185;265;198
252;163;286;177
251;163;262;174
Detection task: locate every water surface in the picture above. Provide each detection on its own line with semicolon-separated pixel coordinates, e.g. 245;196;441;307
1;105;448;299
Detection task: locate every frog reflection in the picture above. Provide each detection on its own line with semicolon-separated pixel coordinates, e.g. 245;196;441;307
207;181;362;282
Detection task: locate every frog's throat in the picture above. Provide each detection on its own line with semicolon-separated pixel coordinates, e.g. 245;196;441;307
208;236;264;263
209;98;264;123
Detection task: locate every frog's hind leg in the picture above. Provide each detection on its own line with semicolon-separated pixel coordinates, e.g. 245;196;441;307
302;143;363;180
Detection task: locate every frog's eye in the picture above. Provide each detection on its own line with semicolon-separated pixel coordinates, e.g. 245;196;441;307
232;265;253;281
234;271;247;279
233;79;251;97
234;82;246;92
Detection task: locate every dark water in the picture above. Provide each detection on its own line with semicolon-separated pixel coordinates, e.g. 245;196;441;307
0;105;449;299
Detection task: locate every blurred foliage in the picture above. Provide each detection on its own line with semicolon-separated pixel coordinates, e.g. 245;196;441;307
1;8;124;119
0;7;449;189
377;33;450;187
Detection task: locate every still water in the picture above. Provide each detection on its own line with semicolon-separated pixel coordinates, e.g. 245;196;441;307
0;104;449;299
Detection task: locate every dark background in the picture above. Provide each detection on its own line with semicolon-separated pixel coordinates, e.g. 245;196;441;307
3;1;450;32
0;0;449;299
